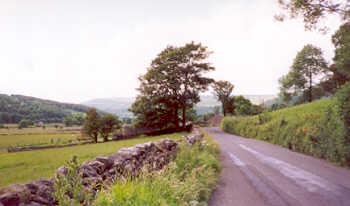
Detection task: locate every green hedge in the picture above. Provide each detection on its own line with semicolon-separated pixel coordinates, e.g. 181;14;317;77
221;98;350;167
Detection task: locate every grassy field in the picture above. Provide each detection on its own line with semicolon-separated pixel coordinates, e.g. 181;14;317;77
221;99;349;167
0;126;82;153
0;132;188;187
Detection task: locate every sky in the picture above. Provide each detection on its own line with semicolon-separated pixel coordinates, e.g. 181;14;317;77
0;0;343;103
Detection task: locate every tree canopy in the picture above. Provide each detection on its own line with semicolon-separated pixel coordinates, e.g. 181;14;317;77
130;42;215;129
212;80;235;116
276;0;350;32
332;21;350;80
279;44;328;103
82;108;100;143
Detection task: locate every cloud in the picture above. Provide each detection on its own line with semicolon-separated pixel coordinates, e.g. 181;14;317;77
0;0;342;103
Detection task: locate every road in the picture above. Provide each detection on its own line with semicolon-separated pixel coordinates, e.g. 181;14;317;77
205;127;350;206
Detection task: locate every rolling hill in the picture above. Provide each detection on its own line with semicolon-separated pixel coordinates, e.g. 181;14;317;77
0;94;89;124
82;95;277;117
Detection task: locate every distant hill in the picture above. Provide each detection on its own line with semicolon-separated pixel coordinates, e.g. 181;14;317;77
81;97;135;118
0;94;89;124
82;94;277;117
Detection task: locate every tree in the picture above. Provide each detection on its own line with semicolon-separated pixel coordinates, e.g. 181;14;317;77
129;96;176;129
63;116;74;127
275;0;350;32
99;113;121;142
82;108;100;143
212;80;234;116
280;44;328;103
332;22;350;81
234;96;253;116
132;42;215;129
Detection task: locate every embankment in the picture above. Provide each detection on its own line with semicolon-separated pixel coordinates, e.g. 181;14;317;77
221;99;350;166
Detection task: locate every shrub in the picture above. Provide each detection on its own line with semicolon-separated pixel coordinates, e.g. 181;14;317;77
335;82;350;142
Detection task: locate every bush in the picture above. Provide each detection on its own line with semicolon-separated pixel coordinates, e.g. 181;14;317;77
93;131;221;206
335;82;350;142
18;119;34;129
221;99;350;166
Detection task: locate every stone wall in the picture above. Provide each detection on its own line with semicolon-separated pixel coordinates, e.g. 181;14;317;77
0;128;203;206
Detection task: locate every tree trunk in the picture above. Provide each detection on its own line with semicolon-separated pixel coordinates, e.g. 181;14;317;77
182;105;186;129
174;106;179;128
103;136;108;142
309;72;313;102
222;103;226;116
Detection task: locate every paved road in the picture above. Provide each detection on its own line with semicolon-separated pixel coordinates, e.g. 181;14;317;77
206;127;350;206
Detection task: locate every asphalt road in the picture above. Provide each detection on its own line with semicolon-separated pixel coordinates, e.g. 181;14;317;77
205;127;350;206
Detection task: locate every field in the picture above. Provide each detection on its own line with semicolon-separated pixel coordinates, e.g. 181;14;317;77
0;125;82;153
0;132;188;187
221;99;349;166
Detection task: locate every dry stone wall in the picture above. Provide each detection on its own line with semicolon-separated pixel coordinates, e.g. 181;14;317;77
0;128;203;206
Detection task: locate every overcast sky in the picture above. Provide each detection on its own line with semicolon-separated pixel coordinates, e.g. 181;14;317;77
0;0;342;103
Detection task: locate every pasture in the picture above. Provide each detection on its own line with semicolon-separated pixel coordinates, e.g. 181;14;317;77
0;125;82;153
0;131;188;187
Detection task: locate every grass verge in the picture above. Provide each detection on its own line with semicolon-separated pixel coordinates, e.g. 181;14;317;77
221;99;350;167
0;132;187;188
92;130;221;206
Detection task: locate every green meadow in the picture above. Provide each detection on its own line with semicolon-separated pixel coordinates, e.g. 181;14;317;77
0;132;187;187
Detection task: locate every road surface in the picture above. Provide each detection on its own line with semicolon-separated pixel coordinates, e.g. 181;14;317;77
205;127;350;206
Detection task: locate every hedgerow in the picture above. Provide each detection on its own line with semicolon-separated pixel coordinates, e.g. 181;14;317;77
221;98;350;166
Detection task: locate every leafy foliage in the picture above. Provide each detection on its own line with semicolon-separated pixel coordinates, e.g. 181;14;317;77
99;113;121;142
335;82;350;142
82;108;100;143
0;94;88;124
332;21;350;80
130;42;215;129
63;113;84;127
212;80;235;116
279;44;328;103
221;99;350;166
276;0;350;32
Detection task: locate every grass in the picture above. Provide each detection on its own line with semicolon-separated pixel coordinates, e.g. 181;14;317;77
0;132;188;188
92;130;221;206
0;126;83;153
0;133;82;153
221;98;350;166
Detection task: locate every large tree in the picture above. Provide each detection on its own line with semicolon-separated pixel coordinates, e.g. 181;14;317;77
212;80;234;116
99;113;121;142
132;42;215;129
81;108;100;143
276;0;350;32
332;22;350;80
280;44;328;102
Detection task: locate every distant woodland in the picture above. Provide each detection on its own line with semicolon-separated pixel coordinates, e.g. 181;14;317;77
0;94;88;124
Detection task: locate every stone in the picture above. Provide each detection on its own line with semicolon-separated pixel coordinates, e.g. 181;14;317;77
79;163;99;178
94;156;114;170
0;133;200;206
0;192;20;206
55;166;68;179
